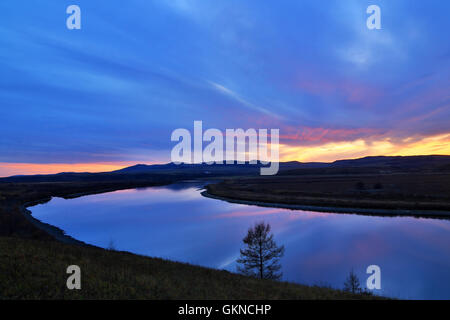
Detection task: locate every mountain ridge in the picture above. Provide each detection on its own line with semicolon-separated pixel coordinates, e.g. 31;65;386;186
1;155;450;182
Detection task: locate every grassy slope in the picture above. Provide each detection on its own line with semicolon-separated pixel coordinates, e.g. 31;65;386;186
0;237;377;300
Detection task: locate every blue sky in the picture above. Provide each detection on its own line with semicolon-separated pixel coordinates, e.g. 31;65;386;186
0;0;449;175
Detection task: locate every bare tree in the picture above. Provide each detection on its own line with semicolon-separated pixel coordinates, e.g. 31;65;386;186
344;269;361;294
237;222;285;280
107;239;116;251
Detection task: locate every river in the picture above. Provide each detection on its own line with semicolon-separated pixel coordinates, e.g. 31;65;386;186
29;181;450;299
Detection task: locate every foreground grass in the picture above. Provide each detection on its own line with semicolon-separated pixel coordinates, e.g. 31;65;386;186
0;237;378;300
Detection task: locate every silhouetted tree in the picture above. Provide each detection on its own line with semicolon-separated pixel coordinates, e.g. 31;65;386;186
343;269;361;294
107;239;116;251
237;222;285;280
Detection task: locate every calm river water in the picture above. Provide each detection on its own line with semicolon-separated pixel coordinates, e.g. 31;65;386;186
30;182;450;299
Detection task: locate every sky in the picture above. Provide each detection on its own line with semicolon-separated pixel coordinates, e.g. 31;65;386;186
0;0;449;176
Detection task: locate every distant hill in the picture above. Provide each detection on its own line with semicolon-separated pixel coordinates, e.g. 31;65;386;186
112;161;329;174
113;155;450;174
1;155;450;183
280;155;450;176
331;155;450;169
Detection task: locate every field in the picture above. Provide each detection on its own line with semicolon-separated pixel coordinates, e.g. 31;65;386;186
206;172;450;217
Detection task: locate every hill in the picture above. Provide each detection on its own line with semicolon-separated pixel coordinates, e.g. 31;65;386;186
0;237;378;299
1;155;450;183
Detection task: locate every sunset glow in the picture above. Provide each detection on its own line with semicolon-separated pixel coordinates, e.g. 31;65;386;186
0;162;136;177
280;133;450;162
2;131;449;177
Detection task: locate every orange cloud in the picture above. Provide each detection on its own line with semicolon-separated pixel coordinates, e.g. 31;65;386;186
280;132;450;162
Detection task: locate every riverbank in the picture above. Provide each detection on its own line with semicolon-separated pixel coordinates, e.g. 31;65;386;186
20;202;88;246
201;191;450;219
204;173;450;219
17;180;215;246
0;179;177;240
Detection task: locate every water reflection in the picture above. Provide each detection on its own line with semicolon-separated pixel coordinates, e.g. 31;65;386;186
30;182;450;299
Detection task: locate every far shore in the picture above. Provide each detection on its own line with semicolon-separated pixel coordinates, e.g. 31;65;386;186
201;190;450;219
204;172;450;219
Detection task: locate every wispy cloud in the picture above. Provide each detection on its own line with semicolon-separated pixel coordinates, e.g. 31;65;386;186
208;81;284;119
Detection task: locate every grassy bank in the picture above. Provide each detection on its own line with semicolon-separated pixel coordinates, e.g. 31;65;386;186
0;237;377;299
206;173;450;218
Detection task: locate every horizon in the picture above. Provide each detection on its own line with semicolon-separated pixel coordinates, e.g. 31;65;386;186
1;153;449;178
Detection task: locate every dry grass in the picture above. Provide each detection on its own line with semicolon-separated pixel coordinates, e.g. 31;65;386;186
0;237;379;300
207;173;450;214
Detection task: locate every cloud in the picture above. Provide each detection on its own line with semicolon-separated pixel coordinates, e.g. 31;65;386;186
280;132;450;162
208;81;284;119
0;0;449;172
